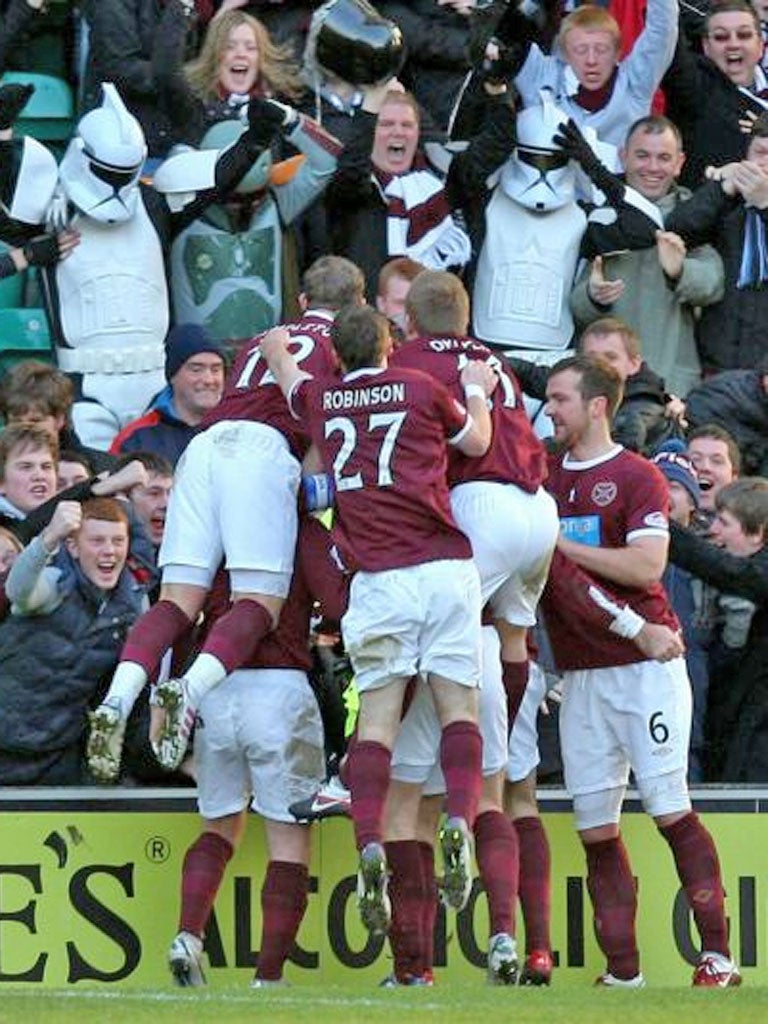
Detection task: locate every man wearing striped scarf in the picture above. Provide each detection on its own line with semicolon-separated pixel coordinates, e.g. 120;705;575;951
326;85;472;300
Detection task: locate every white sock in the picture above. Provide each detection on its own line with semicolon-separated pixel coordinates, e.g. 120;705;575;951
184;653;227;707
104;662;149;715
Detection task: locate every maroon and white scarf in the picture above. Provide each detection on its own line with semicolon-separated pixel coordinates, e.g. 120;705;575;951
373;156;471;270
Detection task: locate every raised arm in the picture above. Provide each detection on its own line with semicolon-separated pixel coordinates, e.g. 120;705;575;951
5;500;82;614
260;325;312;400
622;0;679;99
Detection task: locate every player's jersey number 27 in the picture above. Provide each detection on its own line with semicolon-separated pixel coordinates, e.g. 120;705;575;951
326;412;407;492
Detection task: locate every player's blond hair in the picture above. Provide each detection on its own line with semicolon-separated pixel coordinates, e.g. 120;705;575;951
405;271;469;337
377;257;426;299
302;256;365;311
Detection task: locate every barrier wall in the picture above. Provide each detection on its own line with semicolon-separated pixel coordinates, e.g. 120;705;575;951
0;789;766;987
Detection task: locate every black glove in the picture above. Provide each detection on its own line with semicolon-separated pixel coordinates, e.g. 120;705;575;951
494;0;558;46
22;234;60;268
246;97;299;149
552;118;625;204
0;83;35;131
480;37;524;85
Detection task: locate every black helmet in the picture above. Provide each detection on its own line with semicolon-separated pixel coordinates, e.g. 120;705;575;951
312;0;405;87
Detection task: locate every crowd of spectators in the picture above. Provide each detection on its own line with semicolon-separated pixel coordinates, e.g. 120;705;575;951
0;0;766;797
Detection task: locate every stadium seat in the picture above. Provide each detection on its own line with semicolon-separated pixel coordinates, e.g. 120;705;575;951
0;71;74;148
0;307;52;375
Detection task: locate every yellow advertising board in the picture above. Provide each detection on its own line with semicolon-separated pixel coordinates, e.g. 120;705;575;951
0;795;765;987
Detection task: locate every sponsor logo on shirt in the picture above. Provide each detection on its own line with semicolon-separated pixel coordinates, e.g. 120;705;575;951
560;514;602;547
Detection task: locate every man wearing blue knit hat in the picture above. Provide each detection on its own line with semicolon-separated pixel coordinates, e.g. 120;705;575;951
110;324;225;467
653;443;701;528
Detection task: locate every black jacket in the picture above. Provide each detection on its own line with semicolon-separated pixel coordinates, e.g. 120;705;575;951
669;524;768;782
666;180;768;372
379;0;474;129
686;369;768;476
0;0;41;73
83;0;197;157
662;31;764;189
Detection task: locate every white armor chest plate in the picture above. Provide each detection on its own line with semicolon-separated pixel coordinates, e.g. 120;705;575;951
473;190;586;350
56;199;169;353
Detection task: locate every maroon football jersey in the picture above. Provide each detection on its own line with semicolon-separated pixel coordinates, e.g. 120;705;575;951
202;311;338;459
392;335;548;492
544;446;679;670
291;365;473;572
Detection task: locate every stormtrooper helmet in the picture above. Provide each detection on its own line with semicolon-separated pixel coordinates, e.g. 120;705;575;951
58;84;147;223
0;136;59;237
501;90;574;212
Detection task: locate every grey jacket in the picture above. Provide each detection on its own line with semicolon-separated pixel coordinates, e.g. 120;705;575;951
515;0;677;151
570;185;724;397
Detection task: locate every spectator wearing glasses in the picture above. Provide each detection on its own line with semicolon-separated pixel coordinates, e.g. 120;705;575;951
664;0;768;187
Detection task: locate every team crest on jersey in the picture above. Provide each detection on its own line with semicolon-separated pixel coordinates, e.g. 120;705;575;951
591;481;617;506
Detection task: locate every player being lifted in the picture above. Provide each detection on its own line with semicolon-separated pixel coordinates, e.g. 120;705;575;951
260;304;494;935
87;256;365;782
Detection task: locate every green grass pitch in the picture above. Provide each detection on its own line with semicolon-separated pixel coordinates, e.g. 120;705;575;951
1;981;766;1024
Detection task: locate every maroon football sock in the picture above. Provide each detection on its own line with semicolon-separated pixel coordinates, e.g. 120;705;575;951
121;599;191;678
658;812;729;955
514;816;552;953
501;660;530;732
584;835;640;980
440;720;482;827
178;831;234;937
347;740;391;849
417;841;438;973
256;861;309;981
202;598;273;674
385;840;429;979
474;810;518;937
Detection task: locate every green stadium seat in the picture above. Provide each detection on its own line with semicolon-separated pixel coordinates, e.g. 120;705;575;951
0;307;52;375
0;71;74;146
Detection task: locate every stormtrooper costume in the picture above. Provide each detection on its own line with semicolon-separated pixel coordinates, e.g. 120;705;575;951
473;92;586;354
0;84;277;449
471;91;663;435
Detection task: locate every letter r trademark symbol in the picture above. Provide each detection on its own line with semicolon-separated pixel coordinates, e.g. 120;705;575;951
144;836;170;863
